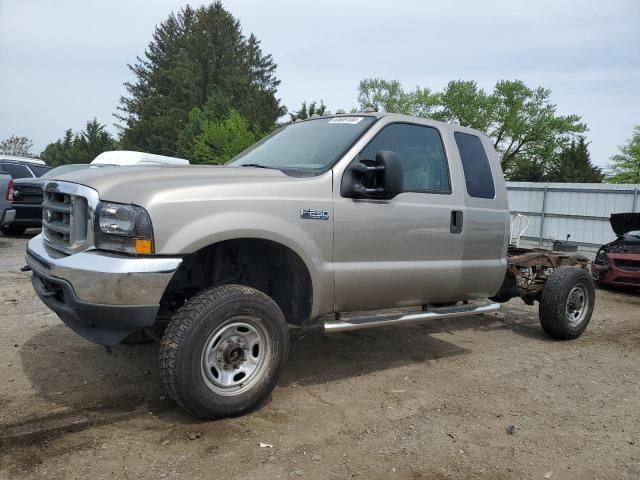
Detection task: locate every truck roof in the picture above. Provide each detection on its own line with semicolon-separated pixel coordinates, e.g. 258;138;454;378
303;112;490;139
0;154;46;165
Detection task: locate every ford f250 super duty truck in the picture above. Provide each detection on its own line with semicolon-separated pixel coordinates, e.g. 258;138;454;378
24;113;595;419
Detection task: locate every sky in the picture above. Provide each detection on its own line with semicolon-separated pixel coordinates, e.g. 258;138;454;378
0;0;638;168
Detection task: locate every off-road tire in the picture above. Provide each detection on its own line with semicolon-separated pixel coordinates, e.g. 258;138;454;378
159;284;289;419
539;266;595;340
120;330;154;345
0;225;26;236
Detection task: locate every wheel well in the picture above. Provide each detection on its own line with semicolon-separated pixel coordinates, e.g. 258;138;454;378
161;239;313;325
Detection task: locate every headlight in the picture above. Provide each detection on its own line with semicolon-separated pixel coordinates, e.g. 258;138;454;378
94;201;154;255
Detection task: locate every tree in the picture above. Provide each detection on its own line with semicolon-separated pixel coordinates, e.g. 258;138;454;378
117;2;284;156
609;125;640;183
176;93;232;158
356;78;587;180
288;100;327;122
41;119;116;166
190;110;257;164
0;135;35;157
40;129;80;166
76;119;117;161
547;137;604;183
358;79;439;118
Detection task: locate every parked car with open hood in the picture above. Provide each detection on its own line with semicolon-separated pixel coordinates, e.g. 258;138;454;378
592;213;640;289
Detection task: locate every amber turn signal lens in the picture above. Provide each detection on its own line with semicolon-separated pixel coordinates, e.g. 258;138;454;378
134;238;153;254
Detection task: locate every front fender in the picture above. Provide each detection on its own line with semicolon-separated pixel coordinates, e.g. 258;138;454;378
156;210;334;319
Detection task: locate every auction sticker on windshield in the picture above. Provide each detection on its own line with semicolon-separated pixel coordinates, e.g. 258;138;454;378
328;116;364;124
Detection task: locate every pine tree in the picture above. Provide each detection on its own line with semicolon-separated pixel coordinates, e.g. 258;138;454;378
288;100;327;122
547;137;604;182
41;120;116;166
117;2;284;156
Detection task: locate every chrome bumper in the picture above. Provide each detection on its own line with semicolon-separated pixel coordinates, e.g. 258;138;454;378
26;234;182;306
1;208;15;226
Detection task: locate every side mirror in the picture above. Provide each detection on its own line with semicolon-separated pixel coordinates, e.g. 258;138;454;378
341;150;404;199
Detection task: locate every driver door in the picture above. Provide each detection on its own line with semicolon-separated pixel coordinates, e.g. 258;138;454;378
332;121;466;312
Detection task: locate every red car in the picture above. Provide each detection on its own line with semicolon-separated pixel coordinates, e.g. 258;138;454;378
592;213;640;288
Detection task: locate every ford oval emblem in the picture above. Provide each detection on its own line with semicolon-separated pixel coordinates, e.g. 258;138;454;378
44;209;52;222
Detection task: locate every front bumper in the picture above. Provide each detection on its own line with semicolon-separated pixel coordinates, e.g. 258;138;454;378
1;208;16;227
592;254;640;288
26;234;182;345
12;203;42;228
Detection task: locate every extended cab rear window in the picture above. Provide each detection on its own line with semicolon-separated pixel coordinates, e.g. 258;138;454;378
454;132;495;199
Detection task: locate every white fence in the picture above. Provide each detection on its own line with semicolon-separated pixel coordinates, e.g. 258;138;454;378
506;182;640;250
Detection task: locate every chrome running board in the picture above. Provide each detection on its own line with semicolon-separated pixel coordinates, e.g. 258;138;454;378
324;302;501;333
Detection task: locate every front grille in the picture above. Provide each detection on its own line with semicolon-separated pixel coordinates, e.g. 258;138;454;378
614;258;640;272
42;190;88;252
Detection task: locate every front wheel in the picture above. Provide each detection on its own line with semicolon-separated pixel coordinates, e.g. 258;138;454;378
159;284;289;419
539;266;595;340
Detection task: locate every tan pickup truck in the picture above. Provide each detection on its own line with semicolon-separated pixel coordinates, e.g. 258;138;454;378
25;113;595;418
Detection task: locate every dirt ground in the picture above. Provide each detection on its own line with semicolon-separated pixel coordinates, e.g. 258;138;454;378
0;233;638;480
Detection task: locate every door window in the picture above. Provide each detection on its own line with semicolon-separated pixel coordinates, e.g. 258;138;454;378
454;132;495;199
0;163;32;179
29;165;51;177
356;123;450;193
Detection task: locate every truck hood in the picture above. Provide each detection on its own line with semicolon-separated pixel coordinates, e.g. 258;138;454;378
49;165;291;204
610;213;640;236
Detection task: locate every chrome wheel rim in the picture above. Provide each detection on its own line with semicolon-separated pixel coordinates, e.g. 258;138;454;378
201;318;271;396
565;285;588;326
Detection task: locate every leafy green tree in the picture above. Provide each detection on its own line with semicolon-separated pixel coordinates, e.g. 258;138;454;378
41;119;116;166
609;125;640;183
176;93;232;158
117;2;284;156
0;135;35;157
547;137;604;182
358;79;439;118
288;100;327;122
191;110;257;164
356;78;587;180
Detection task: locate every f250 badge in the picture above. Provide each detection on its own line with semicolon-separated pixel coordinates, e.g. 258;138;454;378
300;208;329;220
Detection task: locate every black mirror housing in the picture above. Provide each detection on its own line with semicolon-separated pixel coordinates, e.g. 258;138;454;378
341;150;404;199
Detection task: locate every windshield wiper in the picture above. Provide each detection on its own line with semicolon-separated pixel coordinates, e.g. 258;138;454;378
238;163;277;170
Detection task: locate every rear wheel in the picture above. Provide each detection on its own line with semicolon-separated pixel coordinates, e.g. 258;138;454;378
159;284;289;419
539;266;595;340
0;225;26;236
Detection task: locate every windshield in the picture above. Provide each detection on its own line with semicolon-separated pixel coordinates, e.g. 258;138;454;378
228;116;376;172
41;164;91;178
624;230;640;239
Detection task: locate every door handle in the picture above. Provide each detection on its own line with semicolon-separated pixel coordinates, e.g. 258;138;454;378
450;210;463;234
